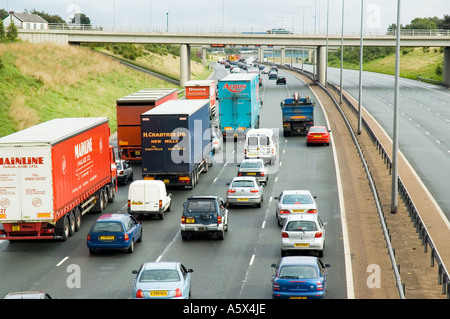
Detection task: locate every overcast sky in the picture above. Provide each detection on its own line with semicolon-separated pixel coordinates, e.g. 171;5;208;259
3;0;450;34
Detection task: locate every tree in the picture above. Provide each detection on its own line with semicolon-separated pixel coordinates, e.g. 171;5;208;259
0;19;5;43
71;13;91;25
0;8;8;20
440;14;450;29
6;21;18;42
28;9;65;24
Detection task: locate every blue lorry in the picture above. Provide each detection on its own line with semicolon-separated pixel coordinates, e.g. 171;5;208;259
140;99;212;189
218;73;260;138
280;93;315;136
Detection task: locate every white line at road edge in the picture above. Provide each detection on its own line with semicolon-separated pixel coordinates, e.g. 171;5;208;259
56;256;69;267
309;86;355;299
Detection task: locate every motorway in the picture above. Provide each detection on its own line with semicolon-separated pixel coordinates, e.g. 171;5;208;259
0;63;349;299
302;64;450;222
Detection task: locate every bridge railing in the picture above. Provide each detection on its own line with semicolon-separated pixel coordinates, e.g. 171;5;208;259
42;24;450;37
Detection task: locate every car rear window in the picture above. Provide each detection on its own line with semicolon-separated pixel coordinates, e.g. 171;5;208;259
282;194;313;205
91;222;123;233
139;269;180;282
309;127;326;133
186;200;217;213
232;180;255;188
286;221;317;231
279;266;317;279
240;162;263;169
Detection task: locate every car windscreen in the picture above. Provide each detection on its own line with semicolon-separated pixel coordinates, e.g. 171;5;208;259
116;162;123;170
279;265;318;279
282;194;313;205
231;180;255;188
286;220;318;232
91;222;124;233
139;269;180;282
186;200;217;213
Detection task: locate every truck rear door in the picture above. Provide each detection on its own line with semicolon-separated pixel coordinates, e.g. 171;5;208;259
0;145;53;222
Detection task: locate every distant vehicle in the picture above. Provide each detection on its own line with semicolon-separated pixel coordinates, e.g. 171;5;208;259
226;176;264;207
184;80;217;119
281;214;326;257
238;158;269;185
86;213;143;254
132;261;193;299
116;159;133;185
274;190;318;226
280;93;315;136
262;67;271;74
271;66;279;72
225;62;231;68
248;67;259;73
267;28;292;34
268;71;278;79
180;195;229;240
127;180;172;219
230;67;241;73
3;291;53;299
271;256;331;299
306;126;331;146
276;76;286;85
211;124;223;154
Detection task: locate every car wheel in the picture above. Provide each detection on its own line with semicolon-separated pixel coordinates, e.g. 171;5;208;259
217;230;225;240
181;231;190;241
128;240;135;253
137;229;142;242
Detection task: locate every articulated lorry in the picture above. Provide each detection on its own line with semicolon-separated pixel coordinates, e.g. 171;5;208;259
116;88;178;161
218;73;260;138
0;118;117;241
184;80;216;119
280;93;315;136
140;99;212;189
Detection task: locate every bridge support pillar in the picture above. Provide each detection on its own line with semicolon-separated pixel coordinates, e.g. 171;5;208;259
444;47;450;87
316;46;327;86
202;47;207;67
180;44;190;87
280;47;285;65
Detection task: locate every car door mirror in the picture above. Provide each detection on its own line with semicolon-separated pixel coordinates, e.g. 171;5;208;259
132;270;138;274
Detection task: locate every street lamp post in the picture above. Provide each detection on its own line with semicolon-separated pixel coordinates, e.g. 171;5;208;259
166;12;169;32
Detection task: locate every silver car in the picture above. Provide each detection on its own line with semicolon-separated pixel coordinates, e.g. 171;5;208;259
237;159;269;185
281;214;326;257
226;177;264;207
275;190;317;226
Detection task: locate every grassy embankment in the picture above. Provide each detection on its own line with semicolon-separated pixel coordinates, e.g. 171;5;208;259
0;42;211;137
328;47;444;82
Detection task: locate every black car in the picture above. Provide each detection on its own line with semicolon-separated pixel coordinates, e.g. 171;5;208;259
180;195;229;240
276;76;286;85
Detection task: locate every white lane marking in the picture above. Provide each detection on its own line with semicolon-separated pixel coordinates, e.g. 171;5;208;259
249;254;255;266
56;256;69;267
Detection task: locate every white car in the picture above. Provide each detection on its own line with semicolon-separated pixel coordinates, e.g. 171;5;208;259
274;190;317;226
230;67;241;73
226;176;264;208
281;214;326;257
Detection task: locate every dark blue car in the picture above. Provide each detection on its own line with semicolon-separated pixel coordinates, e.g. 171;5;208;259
87;213;142;254
271;256;331;299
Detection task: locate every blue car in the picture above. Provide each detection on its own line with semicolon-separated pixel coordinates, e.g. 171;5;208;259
271;256;330;299
87;213;142;254
132;262;193;299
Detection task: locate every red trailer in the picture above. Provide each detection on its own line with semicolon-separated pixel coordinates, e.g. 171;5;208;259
184;80;216;119
116;89;178;161
0;117;117;241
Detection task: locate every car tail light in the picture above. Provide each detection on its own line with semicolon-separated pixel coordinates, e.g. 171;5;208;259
174;288;182;298
315;232;323;238
281;232;289;238
119;171;124;175
159;200;162;208
260;172;265;176
280;210;290;214
273;281;280;291
181;216;186;224
217;216;222;224
228;188;236;193
250;189;259;193
87;234;90;241
136;289;144;298
124;233;129;241
238;172;242;176
128;200;130;208
316;281;324;290
307;209;317;214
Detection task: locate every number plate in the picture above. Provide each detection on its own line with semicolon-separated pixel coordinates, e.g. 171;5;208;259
150;290;168;297
163;179;170;184
99;235;115;241
290;296;307;299
246;172;256;175
237;198;249;201
292;209;305;213
12;225;20;231
186;218;195;223
294;243;309;247
314;134;322;137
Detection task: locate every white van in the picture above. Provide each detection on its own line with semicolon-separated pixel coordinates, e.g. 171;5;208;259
127;180;172;219
244;128;277;164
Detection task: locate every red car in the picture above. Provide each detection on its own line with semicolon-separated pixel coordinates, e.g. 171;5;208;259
306;126;330;146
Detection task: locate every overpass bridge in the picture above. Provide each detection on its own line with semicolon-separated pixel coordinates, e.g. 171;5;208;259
18;27;450;87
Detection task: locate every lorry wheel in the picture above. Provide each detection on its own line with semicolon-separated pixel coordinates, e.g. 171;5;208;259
57;215;70;241
68;211;76;236
94;189;106;213
107;185;115;203
74;207;81;232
